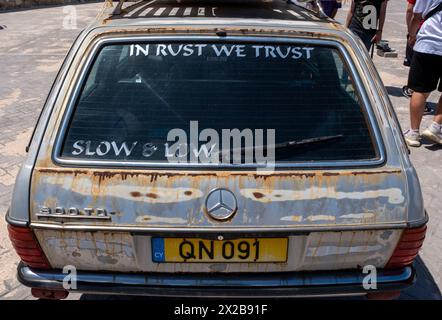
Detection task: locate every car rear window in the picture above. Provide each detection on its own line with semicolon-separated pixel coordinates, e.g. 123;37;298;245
60;41;378;165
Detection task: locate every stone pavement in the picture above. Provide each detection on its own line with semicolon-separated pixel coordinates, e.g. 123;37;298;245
0;1;441;300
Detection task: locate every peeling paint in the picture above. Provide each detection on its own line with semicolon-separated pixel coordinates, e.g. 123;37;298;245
42;176;203;204
340;213;376;219
306;215;336;222
97;255;119;264
306;245;383;257
241;187;405;204
135;215;187;224
281;215;303;222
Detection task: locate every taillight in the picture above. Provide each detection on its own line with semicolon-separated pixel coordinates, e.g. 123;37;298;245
385;225;427;269
7;225;51;269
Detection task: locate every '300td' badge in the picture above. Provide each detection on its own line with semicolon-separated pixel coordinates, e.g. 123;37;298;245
36;206;111;220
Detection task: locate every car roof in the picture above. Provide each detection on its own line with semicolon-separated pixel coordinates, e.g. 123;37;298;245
93;0;342;29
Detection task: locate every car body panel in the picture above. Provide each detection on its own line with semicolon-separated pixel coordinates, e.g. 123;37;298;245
33;229;402;272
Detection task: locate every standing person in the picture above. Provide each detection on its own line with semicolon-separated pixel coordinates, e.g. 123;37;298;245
320;0;342;18
404;0;442;147
345;0;389;51
402;0;432;114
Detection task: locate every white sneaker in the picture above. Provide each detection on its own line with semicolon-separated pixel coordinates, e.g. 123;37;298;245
404;130;421;147
422;126;442;145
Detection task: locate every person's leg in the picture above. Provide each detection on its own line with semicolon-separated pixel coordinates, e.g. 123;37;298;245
434;95;442;124
410;91;430;130
403;48;433;115
404;91;429;147
422;95;442;144
421;58;442;144
404;52;438;147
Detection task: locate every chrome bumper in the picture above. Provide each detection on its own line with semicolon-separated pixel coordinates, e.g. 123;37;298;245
17;262;415;298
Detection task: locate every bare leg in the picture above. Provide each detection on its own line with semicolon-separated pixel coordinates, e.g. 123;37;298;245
410;92;430;130
421;94;442;145
433;95;442;125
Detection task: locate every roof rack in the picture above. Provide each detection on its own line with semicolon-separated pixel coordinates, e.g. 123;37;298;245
109;0;327;18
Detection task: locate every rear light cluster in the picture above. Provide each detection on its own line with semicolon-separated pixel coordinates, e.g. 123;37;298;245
385;225;427;269
7;225;51;269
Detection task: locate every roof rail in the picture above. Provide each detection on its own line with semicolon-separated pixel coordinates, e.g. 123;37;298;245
108;0;327;18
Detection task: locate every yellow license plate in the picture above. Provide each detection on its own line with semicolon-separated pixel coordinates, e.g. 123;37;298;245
151;237;288;263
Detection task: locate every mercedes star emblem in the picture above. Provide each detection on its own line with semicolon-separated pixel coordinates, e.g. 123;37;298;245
205;188;238;221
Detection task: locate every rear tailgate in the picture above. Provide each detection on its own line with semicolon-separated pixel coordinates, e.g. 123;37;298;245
29;36;407;272
30;167;406;272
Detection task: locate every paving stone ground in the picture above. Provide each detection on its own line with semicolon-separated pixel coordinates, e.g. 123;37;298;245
0;1;441;300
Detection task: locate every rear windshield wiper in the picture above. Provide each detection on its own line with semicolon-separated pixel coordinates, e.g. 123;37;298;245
272;134;344;150
217;134;344;160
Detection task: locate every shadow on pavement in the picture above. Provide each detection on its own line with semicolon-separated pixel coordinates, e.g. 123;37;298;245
386;86;406;98
79;256;441;300
386;86;438;108
424;144;442;151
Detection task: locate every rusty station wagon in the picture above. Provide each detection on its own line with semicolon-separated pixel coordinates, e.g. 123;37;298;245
6;0;428;299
